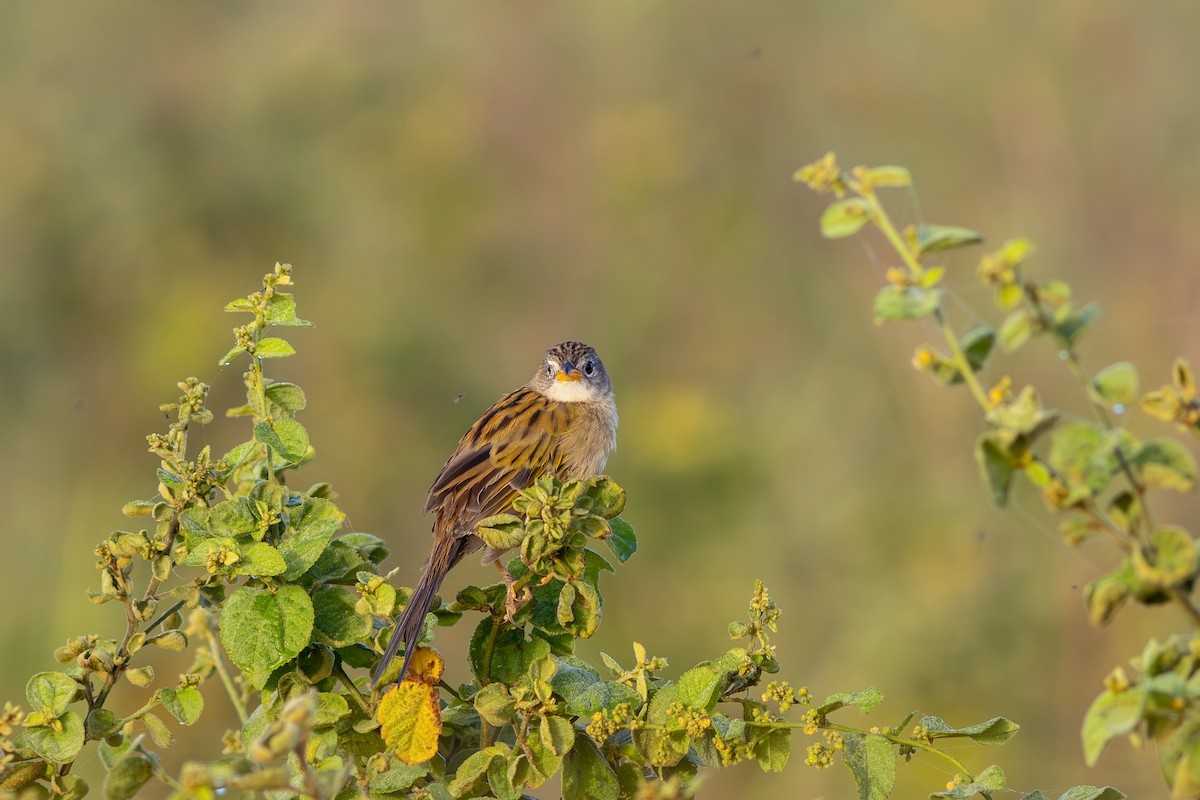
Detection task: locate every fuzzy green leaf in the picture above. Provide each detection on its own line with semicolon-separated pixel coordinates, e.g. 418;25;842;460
818;687;884;715
873;285;941;322
1132;526;1196;589
219;584;314;683
606;518;637;563
1082;686;1147;766
841;733;894;799
264;381;308;414
820;198;872;238
1133;438;1197;492
975;432;1016;507
265;292;314;327
26;672;78;716
913;224;983;255
141;711;174;748
563;732;620;800
255;337;296;358
1092;362;1139;407
476;514;525;551
930;764;1006;798
280;497;345;580
21;710;84;763
1055;788;1125;800
159;685;204;726
312;585;371;647
998;309;1035;353
234;542;287;577
674;663;722;711
920;715;1019;743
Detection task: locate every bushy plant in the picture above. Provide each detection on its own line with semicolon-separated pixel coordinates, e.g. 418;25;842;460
0;252;1128;799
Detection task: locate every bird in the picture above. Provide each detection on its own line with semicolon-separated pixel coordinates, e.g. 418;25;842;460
373;341;618;686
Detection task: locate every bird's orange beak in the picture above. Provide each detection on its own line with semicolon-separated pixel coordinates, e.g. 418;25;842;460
555;364;583;382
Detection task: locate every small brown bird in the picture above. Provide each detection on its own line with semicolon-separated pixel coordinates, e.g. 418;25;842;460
373;341;618;686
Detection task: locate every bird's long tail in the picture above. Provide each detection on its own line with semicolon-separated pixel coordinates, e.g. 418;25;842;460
373;529;462;686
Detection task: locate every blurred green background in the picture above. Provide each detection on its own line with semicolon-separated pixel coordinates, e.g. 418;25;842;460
3;1;1200;796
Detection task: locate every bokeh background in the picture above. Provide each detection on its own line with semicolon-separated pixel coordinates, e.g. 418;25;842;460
3;2;1200;797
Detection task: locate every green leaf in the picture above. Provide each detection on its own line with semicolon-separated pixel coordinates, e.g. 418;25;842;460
1091;568;1133;628
21;709;85;763
224;297;255;313
476;514;525;551
751;726;791;773
866;166;912;187
314;692;350;726
1081;686;1147;766
448;747;502;797
1133;438;1197;492
26;672;78;716
219;584;314;684
1055;787;1126;800
312;585;372;647
368;761;430;793
1047;421;1117;499
998;309;1035;353
817;687;884;715
281;497;345;580
872;285;941;322
159;685;204;725
675;663;722;711
219;345;247;366
606;518;637;563
264;382;308;414
474;683;516;726
265;292;314;327
273;418;310;461
102;751;154;799
142;712;174;748
930;764;1006;798
206;497;258;537
1054;303;1101;346
920;715;1019;744
820;198;872;238
234;542;287;577
582;477;627;518
1092;362;1139;407
85;708;119;739
540;715;576;756
913;224;983;255
975;432;1016;507
305;538;370;584
254;418;310;462
255;337;296;358
1132;525;1196;589
563;732;620;800
986;385;1056;437
841;733;895;800
961;327;996;374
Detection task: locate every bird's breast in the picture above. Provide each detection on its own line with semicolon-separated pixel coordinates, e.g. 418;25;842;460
560;398;618;478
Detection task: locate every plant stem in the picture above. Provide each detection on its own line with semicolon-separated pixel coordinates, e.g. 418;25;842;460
335;664;372;718
205;627;248;725
820;722;977;780
852;176;992;410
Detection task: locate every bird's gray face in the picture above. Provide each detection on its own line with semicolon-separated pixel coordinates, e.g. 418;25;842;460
531;341;613;402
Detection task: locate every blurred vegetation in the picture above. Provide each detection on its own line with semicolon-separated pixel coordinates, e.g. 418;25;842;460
3;2;1200;797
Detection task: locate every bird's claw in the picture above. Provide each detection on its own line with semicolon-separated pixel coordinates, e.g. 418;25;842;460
503;584;532;624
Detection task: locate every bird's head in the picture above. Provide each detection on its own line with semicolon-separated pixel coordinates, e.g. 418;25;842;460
531;341;613;402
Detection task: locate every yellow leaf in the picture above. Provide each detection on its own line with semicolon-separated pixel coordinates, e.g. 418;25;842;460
407;647;445;686
378;681;441;765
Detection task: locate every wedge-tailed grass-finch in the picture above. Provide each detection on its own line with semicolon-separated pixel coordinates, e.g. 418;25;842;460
373;341;618;686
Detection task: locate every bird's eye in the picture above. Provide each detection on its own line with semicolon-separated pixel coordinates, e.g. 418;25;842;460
546;363;555;377
583;360;595;376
